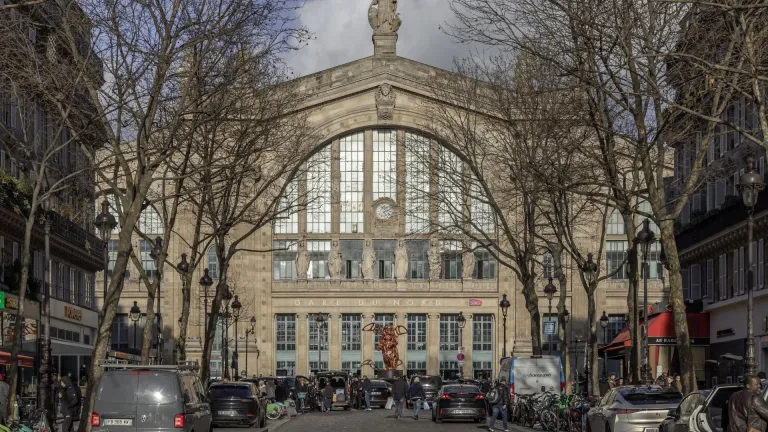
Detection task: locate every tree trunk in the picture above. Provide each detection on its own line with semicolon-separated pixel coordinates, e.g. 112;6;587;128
523;277;542;355
587;283;599;396
140;278;159;363
626;244;641;384
551;244;570;393
660;220;697;393
7;217;34;420
176;273;191;362
200;258;229;384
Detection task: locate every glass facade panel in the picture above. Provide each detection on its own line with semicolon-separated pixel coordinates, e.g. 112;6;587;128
373;130;396;201
374;240;395;279
441;240;462;280
437;148;462;231
471;182;494;233
472;315;493;351
274;180;299;234
207;246;219;280
308;240;331;279
405;133;430;233
138;205;163;235
407;314;427;350
307;147;332;233
607;241;628;280
607;209;624;235
275;314;296;351
273;240;298;280
341;314;362;351
139;240;156;280
474;247;497;280
340;240;363;280
340;133;365;233
406;240;429;280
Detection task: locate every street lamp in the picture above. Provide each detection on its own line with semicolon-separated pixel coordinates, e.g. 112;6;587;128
246;316;256;377
231;295;242;379
94;198;118;299
739;156;765;375
199;268;214;336
581;253;598;393
458;312;466;378
149;236;164;363
499;294;511;357
176;254;189;360
544;278;557;355
600;311;609;378
636;218;656;384
37;198;53;425
130;301;142;350
315;314;326;373
222;286;233;379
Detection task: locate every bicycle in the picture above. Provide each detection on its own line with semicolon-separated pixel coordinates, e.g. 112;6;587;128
1;408;52;432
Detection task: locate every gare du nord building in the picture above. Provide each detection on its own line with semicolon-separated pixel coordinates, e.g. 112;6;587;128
106;2;657;381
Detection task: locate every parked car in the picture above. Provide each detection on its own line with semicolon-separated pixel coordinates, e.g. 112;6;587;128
587;386;683;432
209;381;266;428
367;380;392;408
410;375;443;403
430;384;487;424
316;371;351;411
688;385;741;432
660;390;710;432
91;363;212;432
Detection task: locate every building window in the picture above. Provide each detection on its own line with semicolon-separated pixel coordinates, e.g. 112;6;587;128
341;314;361;351
542;251;554;279
340;133;365;233
472;315;493;351
308;240;330;279
441;240;463;280
407;314;427;350
607;314;626;341
309;317;329;352
374;240;395;279
274;180;299;234
62;264;71;301
646;242;662;280
307;147;331;233
405;133;430;233
637;201;660;235
374;314;394;346
471;182;494;233
607;209;624;235
309;361;329;371
51;326;81;343
406;240;429;280
107;240;130;280
607;241;628;280
407;361;427;375
340;240;363;279
474;247;497;280
136;240;156;280
110;315;130;350
373;130;396;201
541;313;559;352
138;205;163;235
439;314;460;351
275;314;296;351
206;246;219;280
437;147;462;231
273;240;297;280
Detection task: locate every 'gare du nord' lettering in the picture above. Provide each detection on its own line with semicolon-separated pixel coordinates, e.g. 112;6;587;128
293;299;443;307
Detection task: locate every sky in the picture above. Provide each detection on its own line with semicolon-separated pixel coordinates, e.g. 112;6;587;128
286;0;476;77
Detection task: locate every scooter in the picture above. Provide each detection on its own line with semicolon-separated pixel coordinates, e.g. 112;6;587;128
265;401;285;420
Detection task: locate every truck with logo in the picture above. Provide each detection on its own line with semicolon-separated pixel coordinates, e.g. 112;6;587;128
498;355;565;396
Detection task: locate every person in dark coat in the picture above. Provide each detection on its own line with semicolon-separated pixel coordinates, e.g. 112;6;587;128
275;380;286;402
488;378;512;431
362;376;372;410
60;376;81;432
408;377;426;420
391;376;409;419
726;375;768;432
322;383;334;412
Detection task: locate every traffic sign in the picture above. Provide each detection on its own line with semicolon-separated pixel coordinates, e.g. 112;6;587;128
457;353;465;361
543;320;557;335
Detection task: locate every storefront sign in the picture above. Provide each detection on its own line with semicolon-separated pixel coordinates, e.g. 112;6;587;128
716;328;735;338
543;321;557;336
64;306;83;322
291;298;448;307
649;337;710;346
469;299;483;306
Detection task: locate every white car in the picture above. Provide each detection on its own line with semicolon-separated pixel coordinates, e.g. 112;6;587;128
688;384;741;432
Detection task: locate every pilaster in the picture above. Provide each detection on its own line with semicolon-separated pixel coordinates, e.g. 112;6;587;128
428;314;439;375
297;314;309;375
362;313;375;377
329;314;341;369
462;318;472;378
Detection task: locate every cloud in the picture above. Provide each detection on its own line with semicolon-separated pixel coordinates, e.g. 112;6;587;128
286;0;475;76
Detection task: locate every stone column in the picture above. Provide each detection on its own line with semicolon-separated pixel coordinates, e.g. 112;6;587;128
398;314;407;373
428;314;440;375
297;314;309;375
329;314;341;370
361;313;375;377
462;316;473;378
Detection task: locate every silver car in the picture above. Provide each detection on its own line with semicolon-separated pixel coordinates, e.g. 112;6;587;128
587;386;683;432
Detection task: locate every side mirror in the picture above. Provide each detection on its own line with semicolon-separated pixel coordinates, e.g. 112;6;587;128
667;409;676;417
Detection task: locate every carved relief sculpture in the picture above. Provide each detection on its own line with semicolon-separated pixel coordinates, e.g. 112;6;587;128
328;240;342;279
462;245;475;280
361;239;377;280
295;238;309;279
368;0;401;34
394;238;408;280
375;83;396;121
427;238;442;280
361;323;408;370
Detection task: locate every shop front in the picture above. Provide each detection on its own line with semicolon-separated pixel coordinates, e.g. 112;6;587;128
48;299;98;385
0;292;40;393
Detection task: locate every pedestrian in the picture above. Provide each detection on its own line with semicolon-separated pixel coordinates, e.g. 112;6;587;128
480;374;492;394
275;380;286;403
265;380;275;401
408;377;426;420
350;376;361;409
0;374;9;424
617;378;624;386
725;374;768;432
322;382;334;412
391;376;408;419
362;375;372;411
608;374;617;389
295;378;309;413
666;376;674;388
258;380;267;397
655;371;668;386
60;376;81;432
488;377;511;432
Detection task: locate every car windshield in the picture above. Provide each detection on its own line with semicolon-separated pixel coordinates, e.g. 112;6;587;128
370;381;389;388
622;391;683;405
210;385;251;399
415;377;442;387
444;385;479;394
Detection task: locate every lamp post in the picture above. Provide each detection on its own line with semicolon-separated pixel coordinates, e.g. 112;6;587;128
636;219;656;384
37;198;53;425
231;295;242;379
176;254;189;361
222;286;233;379
458;312;466;377
199;268;213;336
739;156;765;375
544;278;557;355
149;236;164;363
130;301;142;350
600;311;609;378
246;316;256;377
315;314;326;373
575;335;583;394
94;199;118;299
499;294;511;357
581;253;598;394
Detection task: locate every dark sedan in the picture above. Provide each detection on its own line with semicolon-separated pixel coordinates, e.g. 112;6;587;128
209;382;266;428
368;380;392;408
431;384;487;424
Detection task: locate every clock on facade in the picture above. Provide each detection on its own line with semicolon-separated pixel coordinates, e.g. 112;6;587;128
374;201;395;220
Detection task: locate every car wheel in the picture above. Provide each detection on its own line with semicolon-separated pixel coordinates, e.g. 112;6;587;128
436;416;443;424
432;412;436;422
606;422;612;432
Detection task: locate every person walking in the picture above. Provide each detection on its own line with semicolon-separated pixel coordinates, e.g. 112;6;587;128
408;377;426;420
725;374;768;432
275;380;286;403
296;378;309;413
350;377;361;409
391;376;408;419
0;374;9;424
362;375;372;411
265;380;275;401
60;376;81;432
322;383;334;412
488;378;511;432
655;371;668;386
480;375;492;394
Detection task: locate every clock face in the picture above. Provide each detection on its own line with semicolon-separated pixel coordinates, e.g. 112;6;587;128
375;202;395;220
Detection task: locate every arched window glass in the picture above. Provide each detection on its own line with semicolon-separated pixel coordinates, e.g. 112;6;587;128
405;133;430;233
340;133;365;233
274;180;299;234
306;147;331;233
607;209;624;235
138;205;163;235
372;130;396;201
437;147;462;232
207;246;219;280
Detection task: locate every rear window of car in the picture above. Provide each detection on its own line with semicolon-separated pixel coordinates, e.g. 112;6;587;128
415;376;442;387
328;377;347;388
210;385;251;399
621;391;683;405
97;373;138;404
444;386;479;394
370;381;389;388
283;378;296;388
138;373;180;405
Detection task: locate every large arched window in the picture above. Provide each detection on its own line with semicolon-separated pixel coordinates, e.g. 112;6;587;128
138;205;163;235
207;246;219;280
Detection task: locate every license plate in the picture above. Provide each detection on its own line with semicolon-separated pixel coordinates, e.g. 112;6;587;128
103;419;132;426
454;410;473;414
218;410;237;416
644;429;659;432
371;392;381;395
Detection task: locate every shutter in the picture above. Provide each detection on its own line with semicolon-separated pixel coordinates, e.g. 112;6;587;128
691;264;701;300
682;267;690;300
740;247;746;295
721;255;728;299
707;259;714;302
734;249;740;296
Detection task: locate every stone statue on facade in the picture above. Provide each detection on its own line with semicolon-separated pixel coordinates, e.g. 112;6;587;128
368;0;401;34
462;245;475;280
328;240;342;279
394;237;408;280
361;239;377;280
427;238;442;280
295;238;309;279
375;83;396;121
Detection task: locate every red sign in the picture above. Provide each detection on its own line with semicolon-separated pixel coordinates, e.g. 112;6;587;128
469;299;483;306
457;353;465;361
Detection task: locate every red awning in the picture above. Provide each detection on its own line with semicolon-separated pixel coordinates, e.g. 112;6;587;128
599;312;710;353
0;351;34;368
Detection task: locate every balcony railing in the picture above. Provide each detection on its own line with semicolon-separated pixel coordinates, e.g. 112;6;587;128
48;211;104;261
